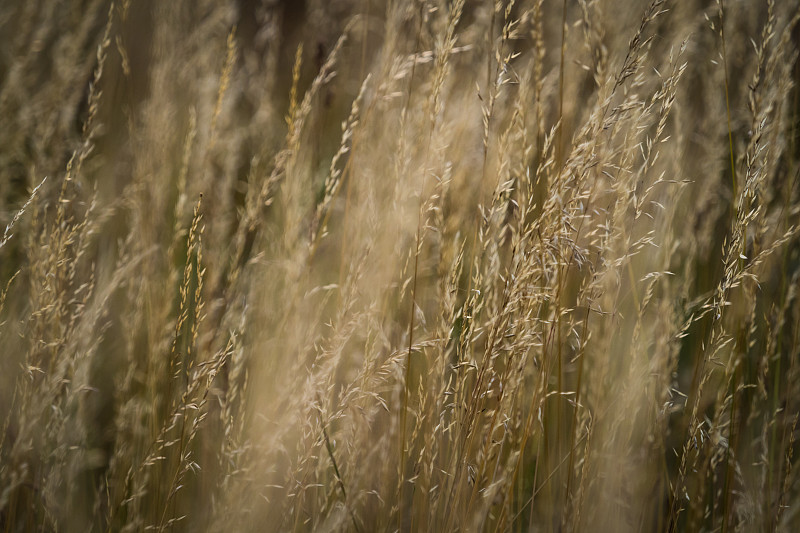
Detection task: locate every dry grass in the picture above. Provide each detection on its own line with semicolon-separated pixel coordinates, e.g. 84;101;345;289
1;0;800;531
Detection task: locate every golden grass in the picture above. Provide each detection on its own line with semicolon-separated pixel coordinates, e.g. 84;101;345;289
1;0;800;531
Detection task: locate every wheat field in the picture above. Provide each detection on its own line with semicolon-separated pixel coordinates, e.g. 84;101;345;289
1;0;799;531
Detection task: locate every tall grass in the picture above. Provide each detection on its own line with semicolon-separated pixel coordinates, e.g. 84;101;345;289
1;0;799;531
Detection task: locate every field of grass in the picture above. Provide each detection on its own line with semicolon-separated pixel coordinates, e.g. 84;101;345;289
1;0;800;531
